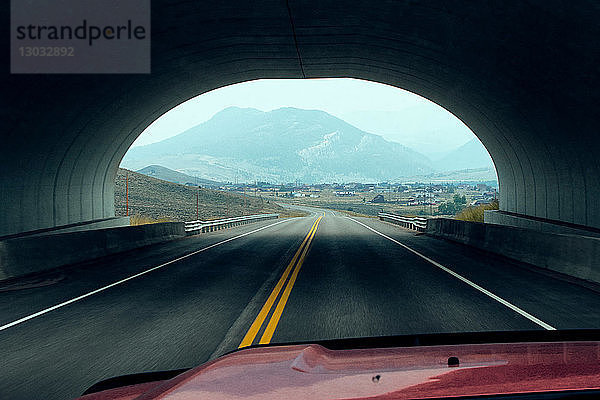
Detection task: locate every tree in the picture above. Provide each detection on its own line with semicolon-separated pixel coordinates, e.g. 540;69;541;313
453;194;466;205
438;202;457;215
438;194;467;215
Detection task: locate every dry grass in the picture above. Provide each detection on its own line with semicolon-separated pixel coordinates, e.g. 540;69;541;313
455;199;499;222
129;215;174;226
115;168;294;221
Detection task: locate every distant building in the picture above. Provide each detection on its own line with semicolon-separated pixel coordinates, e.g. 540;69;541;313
470;199;492;206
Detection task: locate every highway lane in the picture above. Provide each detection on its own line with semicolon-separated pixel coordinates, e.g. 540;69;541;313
270;214;542;344
349;216;600;329
0;217;299;326
3;209;600;399
0;215;316;400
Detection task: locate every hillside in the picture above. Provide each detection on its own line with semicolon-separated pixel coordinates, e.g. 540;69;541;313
114;168;295;221
434;138;494;171
121;107;435;183
136;165;221;187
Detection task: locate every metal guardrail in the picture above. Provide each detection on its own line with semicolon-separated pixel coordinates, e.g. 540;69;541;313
184;213;279;235
378;212;428;232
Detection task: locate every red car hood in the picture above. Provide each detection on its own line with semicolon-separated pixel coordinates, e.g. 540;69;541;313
78;340;600;399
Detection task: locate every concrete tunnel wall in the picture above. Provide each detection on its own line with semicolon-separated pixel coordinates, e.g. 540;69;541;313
1;0;599;237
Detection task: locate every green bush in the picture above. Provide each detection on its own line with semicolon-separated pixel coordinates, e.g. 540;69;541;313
453;194;467;205
437;200;464;215
437;194;470;216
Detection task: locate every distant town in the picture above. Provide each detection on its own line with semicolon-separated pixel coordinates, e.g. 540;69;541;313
130;164;498;218
185;180;498;217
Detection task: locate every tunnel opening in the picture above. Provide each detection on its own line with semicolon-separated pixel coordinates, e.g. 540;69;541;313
116;78;499;224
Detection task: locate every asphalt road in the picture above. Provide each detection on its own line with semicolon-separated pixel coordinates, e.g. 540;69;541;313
3;207;600;399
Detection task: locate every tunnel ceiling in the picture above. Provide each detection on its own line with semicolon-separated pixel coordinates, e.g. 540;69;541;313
1;0;599;237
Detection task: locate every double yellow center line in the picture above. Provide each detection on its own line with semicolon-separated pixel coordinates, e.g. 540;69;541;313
238;215;323;348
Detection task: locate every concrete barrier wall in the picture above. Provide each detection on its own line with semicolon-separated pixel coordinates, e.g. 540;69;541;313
427;218;600;284
485;210;600;238
0;222;185;281
29;216;132;236
0;216;132;240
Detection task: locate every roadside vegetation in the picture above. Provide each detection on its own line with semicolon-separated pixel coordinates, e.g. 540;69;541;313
115;168;306;224
129;215;174;226
437;194;467;215
455;199;499;222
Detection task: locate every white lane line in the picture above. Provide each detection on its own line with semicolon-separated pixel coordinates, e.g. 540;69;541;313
0;218;291;332
344;217;556;331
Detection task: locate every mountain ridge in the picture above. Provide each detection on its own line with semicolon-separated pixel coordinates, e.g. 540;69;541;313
434;138;494;171
136;165;222;187
121;107;493;183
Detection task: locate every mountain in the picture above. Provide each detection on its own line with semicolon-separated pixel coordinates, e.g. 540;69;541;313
136;165;221;187
407;167;498;185
121;107;435;183
434;138;494;171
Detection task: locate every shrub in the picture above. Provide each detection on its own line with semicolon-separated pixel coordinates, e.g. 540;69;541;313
453;194;467;205
455;199;499;222
437;200;464;215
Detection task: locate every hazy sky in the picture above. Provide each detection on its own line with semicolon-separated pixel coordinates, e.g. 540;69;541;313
131;78;476;156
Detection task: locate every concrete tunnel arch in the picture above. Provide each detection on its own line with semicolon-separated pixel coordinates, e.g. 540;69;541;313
1;0;599;238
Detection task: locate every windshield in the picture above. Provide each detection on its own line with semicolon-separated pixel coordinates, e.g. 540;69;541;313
2;1;599;400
